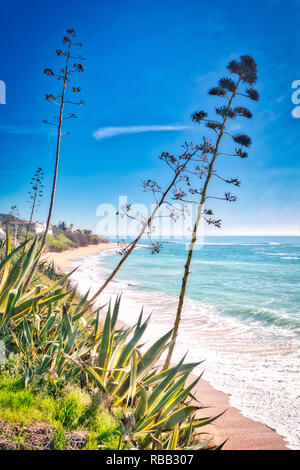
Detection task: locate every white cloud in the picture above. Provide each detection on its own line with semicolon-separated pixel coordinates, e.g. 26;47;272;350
93;125;188;140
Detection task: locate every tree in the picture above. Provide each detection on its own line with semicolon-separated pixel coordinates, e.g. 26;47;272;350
58;221;67;232
23;28;85;291
163;55;259;369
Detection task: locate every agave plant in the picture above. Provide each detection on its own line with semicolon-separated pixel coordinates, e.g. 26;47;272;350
0;228;70;334
0;231;224;449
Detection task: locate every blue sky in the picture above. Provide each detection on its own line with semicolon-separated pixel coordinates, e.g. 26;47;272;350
0;0;300;236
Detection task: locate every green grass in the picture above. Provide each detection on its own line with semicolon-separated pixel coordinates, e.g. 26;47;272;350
54;386;91;430
0;374;55;425
46;232;75;252
0;372;123;449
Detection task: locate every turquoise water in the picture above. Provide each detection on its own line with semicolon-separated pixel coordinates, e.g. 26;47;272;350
105;236;300;333
70;236;300;448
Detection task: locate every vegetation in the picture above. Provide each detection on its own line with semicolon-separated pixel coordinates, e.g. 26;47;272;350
0;216;107;253
45;231;74;252
0;231;223;450
0;372;123;450
45;229;105;252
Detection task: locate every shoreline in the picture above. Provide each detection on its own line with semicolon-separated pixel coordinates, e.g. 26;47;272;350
44;244;289;450
43;242;119;271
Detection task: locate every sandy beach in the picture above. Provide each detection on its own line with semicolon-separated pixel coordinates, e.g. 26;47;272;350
43;242;119;271
44;244;289;450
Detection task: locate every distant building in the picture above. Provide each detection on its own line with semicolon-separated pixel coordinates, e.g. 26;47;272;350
0;228;5;240
32;222;53;235
5;220;53;235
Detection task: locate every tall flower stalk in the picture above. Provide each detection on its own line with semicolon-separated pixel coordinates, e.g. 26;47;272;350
23;28;84;291
25;167;44;243
164;55;259;369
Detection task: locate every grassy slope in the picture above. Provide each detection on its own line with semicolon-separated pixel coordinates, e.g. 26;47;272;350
0;264;122;451
46;232;74;252
0;370;124;450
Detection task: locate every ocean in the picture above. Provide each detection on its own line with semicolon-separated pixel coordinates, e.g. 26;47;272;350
68;236;300;449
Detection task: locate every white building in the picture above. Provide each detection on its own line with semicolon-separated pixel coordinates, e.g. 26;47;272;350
3;221;53;236
32;222;53;235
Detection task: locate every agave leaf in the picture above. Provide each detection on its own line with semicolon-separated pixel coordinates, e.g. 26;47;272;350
63;326;78;356
160;374;202;420
37;354;53;374
136;329;173;379
93;309;102;339
185;438;212;450
127;349;138;408
20;269;76;306
14;236;40;291
147;355;186;413
0;256;23;309
111;295;121;330
106;330;133;392
0;237;30;292
143;361;202;386
8;325;25;355
114;329;173;399
5;224;11;256
1;289;18;329
134;309;144;332
167;424;179;450
212;438;228;450
72;288;95;321
134;409;160;433
36;291;69;309
23;318;33;346
149;372;191;418
183;417;193;447
117;313;150;369
158;405;200;431
112;314;151;392
179;410;226;431
98;307;111;373
135;386;148;420
85;365;106;392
